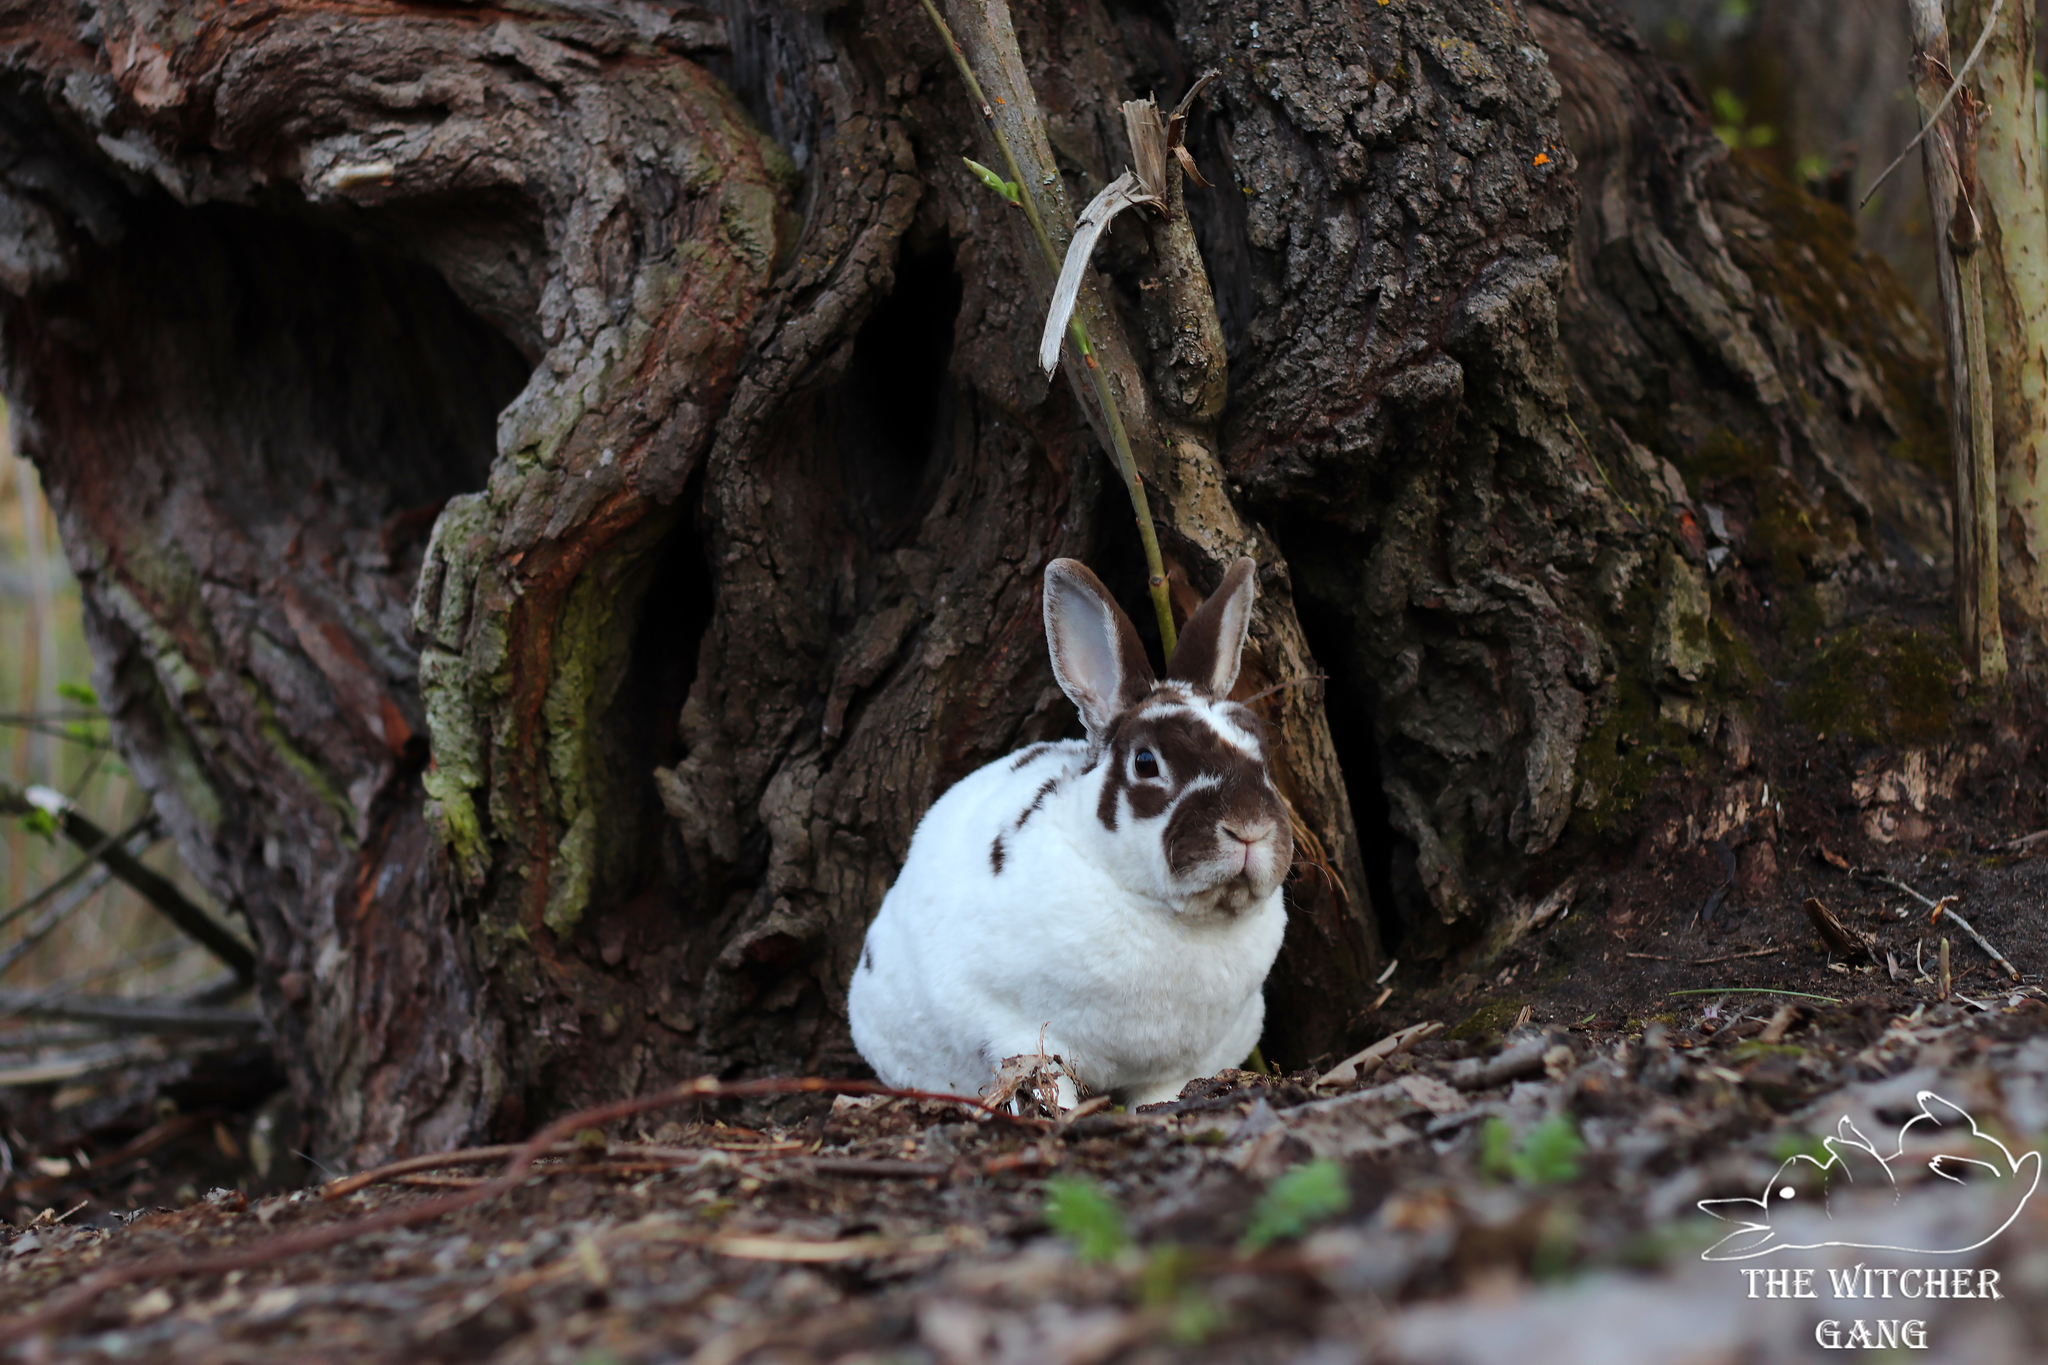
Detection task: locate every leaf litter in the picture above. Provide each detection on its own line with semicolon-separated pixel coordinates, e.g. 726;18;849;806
6;984;2048;1362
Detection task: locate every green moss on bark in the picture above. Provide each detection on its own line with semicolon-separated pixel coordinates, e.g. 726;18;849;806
1786;621;1962;744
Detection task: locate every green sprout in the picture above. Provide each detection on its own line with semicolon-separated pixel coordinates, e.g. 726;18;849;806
56;680;99;708
1239;1159;1350;1254
1479;1113;1585;1186
962;157;1021;205
1044;1177;1129;1262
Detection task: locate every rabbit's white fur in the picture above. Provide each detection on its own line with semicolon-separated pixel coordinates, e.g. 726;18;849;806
849;558;1288;1108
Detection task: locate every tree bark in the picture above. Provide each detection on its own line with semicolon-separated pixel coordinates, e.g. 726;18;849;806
0;0;1945;1166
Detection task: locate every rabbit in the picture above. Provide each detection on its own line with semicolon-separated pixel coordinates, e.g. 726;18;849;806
848;555;1292;1109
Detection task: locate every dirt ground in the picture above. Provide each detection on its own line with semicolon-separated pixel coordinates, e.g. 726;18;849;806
5;987;2048;1363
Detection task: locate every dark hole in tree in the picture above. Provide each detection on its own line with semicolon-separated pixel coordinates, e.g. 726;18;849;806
831;239;964;548
613;478;721;919
1287;586;1404;957
39;197;534;521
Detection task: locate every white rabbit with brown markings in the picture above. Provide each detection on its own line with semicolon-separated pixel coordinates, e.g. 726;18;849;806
848;556;1291;1109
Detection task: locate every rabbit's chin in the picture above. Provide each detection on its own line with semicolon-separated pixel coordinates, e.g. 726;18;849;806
1176;867;1281;918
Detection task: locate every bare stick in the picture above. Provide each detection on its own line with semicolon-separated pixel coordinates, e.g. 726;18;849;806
0;988;260;1032
1690;945;1787;965
1941;936;1953;1000
915;0;1177;654
1862;0;2005;206
320;1143;578;1198
7;784;255;982
0;807;152;935
1865;870;1942;909
1931;901;2021;981
0;859;121;978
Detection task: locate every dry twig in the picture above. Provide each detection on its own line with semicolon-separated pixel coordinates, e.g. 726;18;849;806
1929;900;2020;981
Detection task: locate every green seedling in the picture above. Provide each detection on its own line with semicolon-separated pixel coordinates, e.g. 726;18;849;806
1044;1176;1129;1262
1239;1159;1350;1253
18;808;57;842
1479;1114;1585;1187
56;680;98;707
1771;1131;1829;1164
1139;1245;1224;1344
962;157;1021;204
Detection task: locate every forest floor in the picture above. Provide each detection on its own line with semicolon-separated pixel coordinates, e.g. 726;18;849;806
9;611;2048;1362
4;836;2048;1362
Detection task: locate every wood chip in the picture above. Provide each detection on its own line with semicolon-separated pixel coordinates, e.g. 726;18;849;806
1313;1021;1440;1089
1803;897;1876;963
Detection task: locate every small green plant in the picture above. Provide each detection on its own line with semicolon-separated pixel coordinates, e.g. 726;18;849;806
1771;1131;1829;1164
56;680;98;707
17;807;57;842
1239;1159;1350;1253
962;157;1021;204
1044;1177;1129;1262
1710;88;1776;150
1139;1245;1224;1344
1478;1114;1585;1187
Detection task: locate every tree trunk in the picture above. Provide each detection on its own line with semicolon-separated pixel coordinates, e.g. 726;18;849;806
1955;0;2048;638
0;0;1945;1167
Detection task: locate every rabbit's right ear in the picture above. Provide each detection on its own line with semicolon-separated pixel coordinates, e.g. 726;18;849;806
1044;559;1155;735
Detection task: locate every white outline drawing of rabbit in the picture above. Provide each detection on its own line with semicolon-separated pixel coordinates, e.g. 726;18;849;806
1698;1091;2042;1260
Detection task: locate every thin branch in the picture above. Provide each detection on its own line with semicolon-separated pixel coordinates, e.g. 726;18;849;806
1859;0;2005;208
914;0;1178;655
6;783;255;982
0;715;114;749
1690;945;1787;965
0;858;122;979
0;938;201;1023
0;812;154;935
1930;901;2021;981
0;988;261;1032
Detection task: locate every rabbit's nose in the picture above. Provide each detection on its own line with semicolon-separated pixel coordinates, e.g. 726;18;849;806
1221;820;1273;845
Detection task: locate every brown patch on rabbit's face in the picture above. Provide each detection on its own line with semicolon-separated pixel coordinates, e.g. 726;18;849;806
1096;687;1291;910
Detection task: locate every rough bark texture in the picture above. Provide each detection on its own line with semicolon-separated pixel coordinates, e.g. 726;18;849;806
1957;0;2048;638
0;0;1945;1167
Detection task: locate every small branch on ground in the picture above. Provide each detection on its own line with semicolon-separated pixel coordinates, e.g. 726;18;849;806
2;783;254;981
1930;901;2021;981
0;989;262;1032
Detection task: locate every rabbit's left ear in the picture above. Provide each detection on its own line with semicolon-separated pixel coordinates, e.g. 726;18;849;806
1167;558;1257;696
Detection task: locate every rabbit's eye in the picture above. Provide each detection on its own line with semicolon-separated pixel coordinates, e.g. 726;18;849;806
1134;750;1160;780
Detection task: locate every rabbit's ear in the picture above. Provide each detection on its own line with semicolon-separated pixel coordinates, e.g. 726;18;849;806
1045;559;1154;734
1167;557;1257;696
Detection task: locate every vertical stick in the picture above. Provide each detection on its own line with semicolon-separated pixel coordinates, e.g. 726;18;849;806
1960;244;2008;681
19;454;59;782
1912;0;2007;681
0;436;20;913
1956;0;2048;636
916;0;1177;657
1939;935;1953;999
